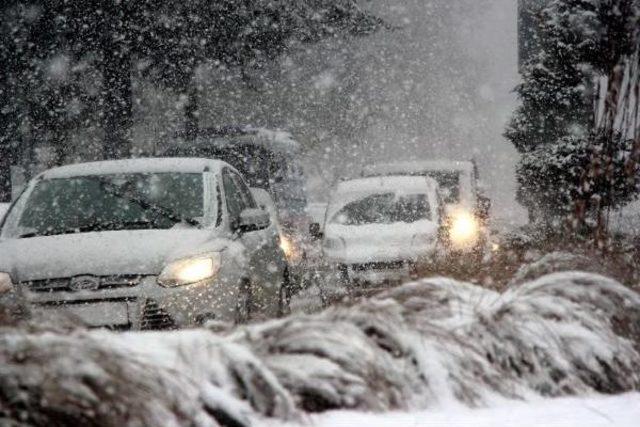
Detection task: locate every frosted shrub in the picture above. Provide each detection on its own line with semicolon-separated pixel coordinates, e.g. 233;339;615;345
1;272;639;426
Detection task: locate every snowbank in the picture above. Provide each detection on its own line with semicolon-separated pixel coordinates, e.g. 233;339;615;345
271;393;640;427
1;272;639;426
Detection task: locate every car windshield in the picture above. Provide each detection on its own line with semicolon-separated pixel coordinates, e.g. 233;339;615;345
3;173;205;238
330;192;431;226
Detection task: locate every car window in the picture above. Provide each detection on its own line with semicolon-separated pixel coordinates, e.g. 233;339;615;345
230;171;257;209
222;170;244;221
426;171;460;204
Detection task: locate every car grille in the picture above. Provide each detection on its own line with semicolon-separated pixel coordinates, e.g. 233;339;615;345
350;261;406;271
140;299;176;330
22;275;148;293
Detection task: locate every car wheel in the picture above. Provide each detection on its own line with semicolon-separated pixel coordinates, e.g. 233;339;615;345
278;268;292;317
235;278;252;324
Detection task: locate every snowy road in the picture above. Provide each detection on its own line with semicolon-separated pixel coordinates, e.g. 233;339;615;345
265;393;640;427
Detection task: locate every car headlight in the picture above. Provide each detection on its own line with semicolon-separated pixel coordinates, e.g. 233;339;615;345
279;234;302;263
0;272;13;295
158;253;221;287
449;210;480;248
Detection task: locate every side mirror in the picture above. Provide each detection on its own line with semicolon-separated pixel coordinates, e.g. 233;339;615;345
309;222;323;240
234;208;271;233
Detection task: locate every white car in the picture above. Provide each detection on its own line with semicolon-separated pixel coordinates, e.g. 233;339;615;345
362;160;490;252
0;203;8;222
322;176;441;284
0;158;289;329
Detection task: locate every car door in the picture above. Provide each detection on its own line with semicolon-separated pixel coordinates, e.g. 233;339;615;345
222;169;283;313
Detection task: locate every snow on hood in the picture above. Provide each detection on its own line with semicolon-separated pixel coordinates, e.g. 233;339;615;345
324;220;438;263
0;228;232;282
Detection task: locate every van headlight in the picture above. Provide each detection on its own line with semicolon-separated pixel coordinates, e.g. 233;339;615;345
158;253;221;287
449;211;480;248
0;272;13;295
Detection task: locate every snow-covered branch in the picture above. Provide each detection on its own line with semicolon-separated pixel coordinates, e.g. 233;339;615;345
1;272;639;426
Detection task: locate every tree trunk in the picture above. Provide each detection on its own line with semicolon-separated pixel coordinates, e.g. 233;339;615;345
101;45;132;159
0;153;10;203
184;85;199;140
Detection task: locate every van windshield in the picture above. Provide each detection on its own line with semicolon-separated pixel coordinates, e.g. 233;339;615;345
3;173;204;239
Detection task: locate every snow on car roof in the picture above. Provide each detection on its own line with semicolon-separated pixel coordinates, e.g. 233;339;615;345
336;175;438;195
170;126;300;154
362;160;475;176
39;157;228;179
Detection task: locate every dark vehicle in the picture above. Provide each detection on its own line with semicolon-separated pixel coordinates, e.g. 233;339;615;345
162;126;311;264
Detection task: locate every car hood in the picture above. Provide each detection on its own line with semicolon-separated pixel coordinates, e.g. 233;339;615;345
323;220;437;264
0;228;228;282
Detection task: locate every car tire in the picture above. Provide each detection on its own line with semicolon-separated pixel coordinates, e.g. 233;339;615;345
235;278;252;324
278;268;292;317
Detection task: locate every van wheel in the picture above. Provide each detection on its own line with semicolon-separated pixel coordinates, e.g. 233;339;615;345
278;268;292;317
235;279;252;324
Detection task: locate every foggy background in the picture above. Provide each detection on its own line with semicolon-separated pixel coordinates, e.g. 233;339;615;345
131;0;526;224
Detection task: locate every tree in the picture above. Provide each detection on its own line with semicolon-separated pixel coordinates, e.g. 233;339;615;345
0;0;382;200
506;0;640;233
2;0;382;156
141;0;383;138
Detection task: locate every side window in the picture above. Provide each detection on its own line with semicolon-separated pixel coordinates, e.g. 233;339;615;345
231;172;257;209
222;170;244;221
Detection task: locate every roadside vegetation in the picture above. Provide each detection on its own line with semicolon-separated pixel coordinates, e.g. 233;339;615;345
1;271;639;426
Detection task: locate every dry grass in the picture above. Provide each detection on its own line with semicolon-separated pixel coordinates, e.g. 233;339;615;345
419;230;640;293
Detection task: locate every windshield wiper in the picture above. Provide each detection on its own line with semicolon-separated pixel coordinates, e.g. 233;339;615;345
18;232;42;239
87;177;201;227
18;220;162;238
19;227;85;239
74;219;163;232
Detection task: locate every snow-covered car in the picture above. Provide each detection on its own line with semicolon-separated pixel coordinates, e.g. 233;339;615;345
0;158;290;329
362;160;490;253
322;176;441;284
0;203;8;222
162;126;312;266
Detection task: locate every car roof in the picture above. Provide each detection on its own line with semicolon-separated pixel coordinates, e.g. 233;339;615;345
336;175;439;195
362;160;475;177
39;157;228;179
168;126;300;155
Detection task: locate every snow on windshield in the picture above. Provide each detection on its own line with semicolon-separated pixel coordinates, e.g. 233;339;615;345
331;192;432;225
3;173;205;238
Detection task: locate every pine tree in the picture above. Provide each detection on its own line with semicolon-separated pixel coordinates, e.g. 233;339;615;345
506;0;640;231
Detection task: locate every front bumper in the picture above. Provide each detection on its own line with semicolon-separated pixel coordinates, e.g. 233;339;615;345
342;261;415;284
21;275;240;329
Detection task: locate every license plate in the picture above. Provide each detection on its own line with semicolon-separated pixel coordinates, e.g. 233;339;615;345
43;302;130;327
